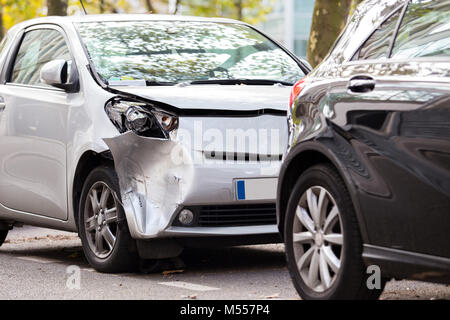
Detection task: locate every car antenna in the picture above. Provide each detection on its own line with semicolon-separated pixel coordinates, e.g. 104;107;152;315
79;0;88;15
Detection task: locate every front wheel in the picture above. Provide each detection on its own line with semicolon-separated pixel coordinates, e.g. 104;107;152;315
284;164;385;300
78;165;138;273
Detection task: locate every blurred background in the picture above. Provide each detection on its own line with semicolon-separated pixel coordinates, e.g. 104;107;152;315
0;0;363;67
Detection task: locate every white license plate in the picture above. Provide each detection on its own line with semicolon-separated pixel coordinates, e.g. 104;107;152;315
234;178;278;200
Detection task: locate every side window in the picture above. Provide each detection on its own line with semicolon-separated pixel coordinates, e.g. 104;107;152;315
391;0;450;59
354;9;402;60
10;29;71;86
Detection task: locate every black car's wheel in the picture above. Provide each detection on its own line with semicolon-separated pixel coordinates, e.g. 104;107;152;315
0;230;8;247
284;164;385;300
78;165;138;273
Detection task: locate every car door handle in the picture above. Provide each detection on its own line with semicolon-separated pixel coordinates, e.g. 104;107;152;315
348;76;376;93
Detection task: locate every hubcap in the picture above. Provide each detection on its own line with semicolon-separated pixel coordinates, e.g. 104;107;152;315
84;182;119;259
292;186;344;293
97;213;104;226
314;232;324;247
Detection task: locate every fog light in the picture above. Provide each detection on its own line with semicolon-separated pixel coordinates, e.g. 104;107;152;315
178;209;194;226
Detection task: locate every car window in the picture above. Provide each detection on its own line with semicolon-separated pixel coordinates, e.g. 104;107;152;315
391;0;450;59
10;29;71;86
354;9;402;61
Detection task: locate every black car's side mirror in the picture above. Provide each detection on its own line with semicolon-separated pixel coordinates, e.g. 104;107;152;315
40;59;79;92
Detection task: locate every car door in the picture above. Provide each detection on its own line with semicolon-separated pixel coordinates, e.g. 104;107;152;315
0;25;77;220
325;0;450;258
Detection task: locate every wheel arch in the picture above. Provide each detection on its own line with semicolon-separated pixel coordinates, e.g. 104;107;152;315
277;142;369;243
72;150;114;232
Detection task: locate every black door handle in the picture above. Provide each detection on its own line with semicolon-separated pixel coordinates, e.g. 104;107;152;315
0;97;5;111
348;76;376;93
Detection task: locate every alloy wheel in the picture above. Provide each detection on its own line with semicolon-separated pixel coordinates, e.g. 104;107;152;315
84;182;119;259
292;186;344;292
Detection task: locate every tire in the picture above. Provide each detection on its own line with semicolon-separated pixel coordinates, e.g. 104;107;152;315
284;163;385;300
0;230;8;247
78;165;138;273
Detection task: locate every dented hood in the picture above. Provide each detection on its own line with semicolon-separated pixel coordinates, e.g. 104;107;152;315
110;84;291;112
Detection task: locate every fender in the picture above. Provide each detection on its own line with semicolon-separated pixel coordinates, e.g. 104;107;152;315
277;138;371;244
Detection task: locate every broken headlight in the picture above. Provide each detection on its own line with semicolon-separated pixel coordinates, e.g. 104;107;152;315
105;99;178;138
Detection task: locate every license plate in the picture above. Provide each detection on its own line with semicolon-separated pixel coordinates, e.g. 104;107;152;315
234;178;277;200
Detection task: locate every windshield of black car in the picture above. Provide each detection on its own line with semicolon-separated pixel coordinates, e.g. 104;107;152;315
75;20;305;85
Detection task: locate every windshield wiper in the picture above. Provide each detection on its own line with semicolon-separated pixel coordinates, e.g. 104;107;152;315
145;80;177;86
144;79;293;86
188;79;293;86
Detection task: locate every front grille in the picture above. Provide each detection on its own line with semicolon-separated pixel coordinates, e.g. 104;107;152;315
175;204;277;227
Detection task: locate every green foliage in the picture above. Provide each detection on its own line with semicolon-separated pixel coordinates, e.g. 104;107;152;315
180;0;274;24
1;0;45;31
2;0;273;37
68;0;132;14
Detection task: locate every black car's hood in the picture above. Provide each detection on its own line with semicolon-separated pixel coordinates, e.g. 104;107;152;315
111;84;291;113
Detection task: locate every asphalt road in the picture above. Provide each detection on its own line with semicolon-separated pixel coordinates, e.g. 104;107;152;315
0;226;449;300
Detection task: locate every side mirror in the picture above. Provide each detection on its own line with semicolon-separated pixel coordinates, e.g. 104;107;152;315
40;59;78;92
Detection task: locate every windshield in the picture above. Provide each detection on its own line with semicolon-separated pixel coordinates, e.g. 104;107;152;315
76;20;305;85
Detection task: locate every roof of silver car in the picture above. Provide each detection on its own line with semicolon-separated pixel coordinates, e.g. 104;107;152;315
12;14;245;29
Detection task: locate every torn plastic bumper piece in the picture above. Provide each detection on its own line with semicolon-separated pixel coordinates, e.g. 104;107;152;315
104;132;194;239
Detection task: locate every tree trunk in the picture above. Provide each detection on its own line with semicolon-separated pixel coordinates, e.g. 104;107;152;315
307;0;351;67
173;0;180;14
0;5;4;41
144;0;156;13
47;0;68;16
100;0;105;13
236;0;243;21
348;0;364;17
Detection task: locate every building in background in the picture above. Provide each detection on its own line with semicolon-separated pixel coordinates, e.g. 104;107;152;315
259;0;315;58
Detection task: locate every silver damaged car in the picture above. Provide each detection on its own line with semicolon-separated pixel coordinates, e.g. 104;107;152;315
0;14;308;272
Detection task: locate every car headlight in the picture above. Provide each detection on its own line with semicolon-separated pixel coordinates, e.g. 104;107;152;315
153;111;178;132
105;99;178;138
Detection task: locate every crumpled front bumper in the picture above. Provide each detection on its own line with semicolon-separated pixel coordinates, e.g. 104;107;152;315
104;132;281;239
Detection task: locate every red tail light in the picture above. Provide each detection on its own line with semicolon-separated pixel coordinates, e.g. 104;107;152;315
289;78;306;109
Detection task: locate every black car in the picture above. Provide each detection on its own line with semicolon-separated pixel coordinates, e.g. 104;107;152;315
277;0;450;300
